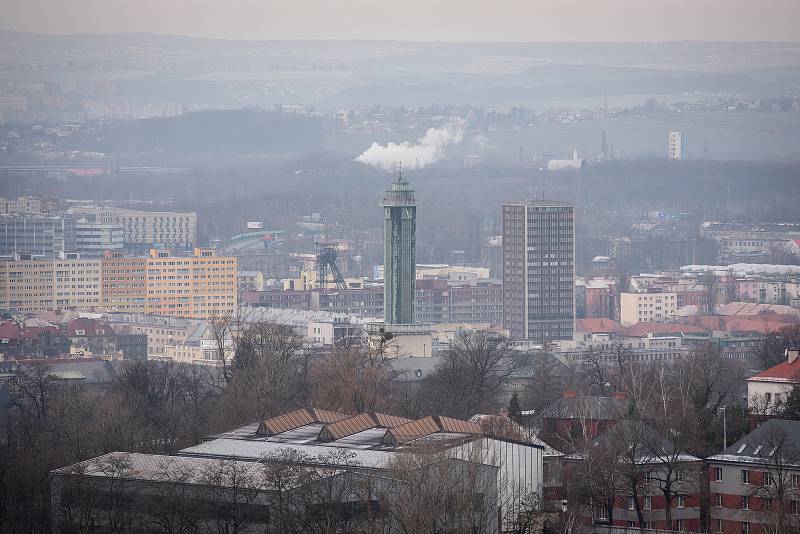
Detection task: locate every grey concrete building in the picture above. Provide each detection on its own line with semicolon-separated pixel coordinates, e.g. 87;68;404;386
502;200;575;343
381;174;416;325
0;213;77;258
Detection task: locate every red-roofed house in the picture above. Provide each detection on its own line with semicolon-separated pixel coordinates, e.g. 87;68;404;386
66;318;117;357
0;320;69;359
747;349;800;415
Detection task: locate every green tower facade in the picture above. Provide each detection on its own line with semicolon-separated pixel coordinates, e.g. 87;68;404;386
381;174;416;325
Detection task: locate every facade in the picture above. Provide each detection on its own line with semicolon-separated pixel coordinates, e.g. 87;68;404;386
74;219;124;255
70;206;197;248
746;349;800;415
0;250;236;319
620;291;678;326
0;213;76;258
382;174;416;325
502;200;575;343
100;252;147;313
0;196;50;214
146;248;237;320
668;130;683;160
707;419;800;534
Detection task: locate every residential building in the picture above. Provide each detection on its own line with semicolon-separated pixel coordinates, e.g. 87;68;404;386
747;349;800;415
668;129;683;160
236;270;264;293
1;250;236;319
620;291;678;326
70;205;197;248
65;318;118;357
707;419;800;534
53;256;102;310
502;200;575;343
100;252;147;313
146;248;237;320
108;313;204;359
382;173;416;325
0;196;50;214
566;421;703;531
0;255;57;312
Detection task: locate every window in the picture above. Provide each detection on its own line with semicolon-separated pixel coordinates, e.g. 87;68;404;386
715;493;723;507
716;519;724;533
742;522;750;534
676;519;685;532
676;468;686;481
677;495;686;508
764;472;774;486
628;496;635;510
741;470;750;484
793;500;800;515
644;496;652;510
627;521;635;528
792;474;800;487
715;467;723;482
742;495;749;510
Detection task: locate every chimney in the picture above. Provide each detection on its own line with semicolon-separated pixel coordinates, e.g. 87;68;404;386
787;349;799;364
563;390;577;399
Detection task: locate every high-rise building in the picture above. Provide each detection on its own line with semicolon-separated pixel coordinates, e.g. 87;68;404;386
668;130;683;160
381;173;416;324
0;213;77;258
502;200;575;343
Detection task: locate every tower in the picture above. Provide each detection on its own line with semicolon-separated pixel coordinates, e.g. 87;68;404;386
502;200;575;343
382;170;416;324
668;130;683;160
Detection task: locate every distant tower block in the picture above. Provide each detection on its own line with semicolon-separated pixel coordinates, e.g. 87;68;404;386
381;170;416;325
668;130;683;160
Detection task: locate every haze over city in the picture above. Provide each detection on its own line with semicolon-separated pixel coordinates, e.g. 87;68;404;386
1;1;800;534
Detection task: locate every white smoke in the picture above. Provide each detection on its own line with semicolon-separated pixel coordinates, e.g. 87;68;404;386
356;119;465;169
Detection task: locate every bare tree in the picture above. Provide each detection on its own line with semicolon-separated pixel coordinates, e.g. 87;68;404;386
198;459;262;534
429;330;521;419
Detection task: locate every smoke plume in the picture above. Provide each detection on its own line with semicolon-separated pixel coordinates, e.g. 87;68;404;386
356;119;465;169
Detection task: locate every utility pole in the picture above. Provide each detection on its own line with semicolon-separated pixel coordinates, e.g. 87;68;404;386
519;147;524;171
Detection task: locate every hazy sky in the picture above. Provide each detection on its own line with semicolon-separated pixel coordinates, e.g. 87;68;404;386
3;0;800;42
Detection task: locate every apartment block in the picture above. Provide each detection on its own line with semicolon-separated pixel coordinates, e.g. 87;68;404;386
1;250;236;319
0;256;56;312
71;206;197;247
100;252;147;313
620;291;677;326
502;200;575;343
53;256;102;310
146;248;237;320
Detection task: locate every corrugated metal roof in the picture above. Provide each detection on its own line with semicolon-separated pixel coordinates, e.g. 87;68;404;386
319;412;413;441
438;415;481;434
383;416;440;445
256;408;347;436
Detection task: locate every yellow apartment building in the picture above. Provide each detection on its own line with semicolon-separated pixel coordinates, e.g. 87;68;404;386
100;251;147;313
0;257;55;312
146;248;237;320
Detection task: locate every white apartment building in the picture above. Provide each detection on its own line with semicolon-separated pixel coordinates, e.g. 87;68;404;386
620;291;677;326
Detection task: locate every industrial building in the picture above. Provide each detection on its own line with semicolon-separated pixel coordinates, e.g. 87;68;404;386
51;408;544;533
